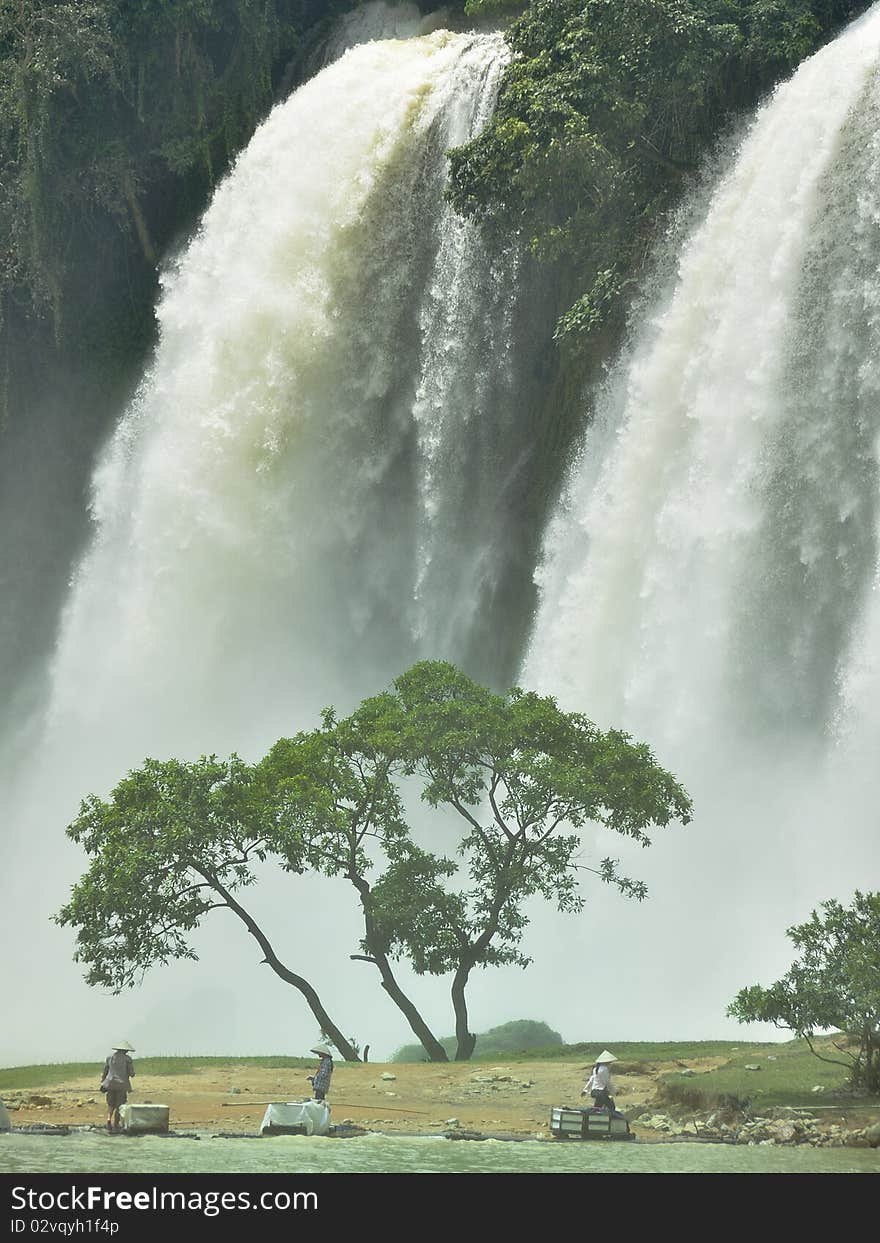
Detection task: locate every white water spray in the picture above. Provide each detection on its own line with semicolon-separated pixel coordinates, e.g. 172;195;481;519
523;6;880;1037
0;26;519;1065
45;30;513;767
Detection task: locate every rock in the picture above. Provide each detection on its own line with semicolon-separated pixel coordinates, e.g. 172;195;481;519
679;1068;695;1077
380;1072;396;1082
445;1117;460;1127
744;1065;761;1072
766;1055;777;1061
864;1123;880;1147
229;1087;241;1095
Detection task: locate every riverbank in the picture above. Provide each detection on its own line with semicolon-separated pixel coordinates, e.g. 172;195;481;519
3;1045;879;1148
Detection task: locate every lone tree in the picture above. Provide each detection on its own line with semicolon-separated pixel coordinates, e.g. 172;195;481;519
727;891;880;1094
56;661;693;1062
254;703;450;1063
361;661;693;1059
54;754;361;1061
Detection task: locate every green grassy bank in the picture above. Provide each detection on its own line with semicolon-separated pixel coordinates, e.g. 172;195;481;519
2;1038;871;1115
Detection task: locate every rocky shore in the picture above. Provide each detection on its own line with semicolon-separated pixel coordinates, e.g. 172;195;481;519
627;1106;880;1148
2;1056;879;1148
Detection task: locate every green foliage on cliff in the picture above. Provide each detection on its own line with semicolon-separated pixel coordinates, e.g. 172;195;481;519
0;0;359;339
448;0;871;340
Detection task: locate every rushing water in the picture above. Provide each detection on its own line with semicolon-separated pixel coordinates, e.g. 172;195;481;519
4;2;880;1074
1;1132;877;1175
523;5;880;1035
0;20;536;1067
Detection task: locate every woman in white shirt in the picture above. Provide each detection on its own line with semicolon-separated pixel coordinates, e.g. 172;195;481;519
582;1050;617;1111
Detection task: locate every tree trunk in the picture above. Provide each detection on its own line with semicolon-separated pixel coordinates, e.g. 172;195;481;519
205;871;360;1061
350;875;448;1062
451;960;476;1061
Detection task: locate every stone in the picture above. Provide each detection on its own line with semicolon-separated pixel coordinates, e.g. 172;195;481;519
863;1123;880;1147
811;1085;826;1093
380;1072;396;1081
445;1118;459;1127
744;1065;761;1071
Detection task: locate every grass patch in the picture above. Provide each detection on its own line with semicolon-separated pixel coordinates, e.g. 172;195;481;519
0;1055;313;1092
654;1038;854;1111
465;1040;768;1064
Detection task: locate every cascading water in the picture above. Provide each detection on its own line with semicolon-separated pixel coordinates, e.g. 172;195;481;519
522;5;880;1035
37;28;517;770
5;2;880;1069
317;1;424;65
0;24;531;1065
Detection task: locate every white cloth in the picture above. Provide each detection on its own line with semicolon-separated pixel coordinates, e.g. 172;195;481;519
260;1101;331;1136
587;1064;613;1094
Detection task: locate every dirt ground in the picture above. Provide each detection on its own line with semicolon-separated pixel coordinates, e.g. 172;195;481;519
4;1057;727;1139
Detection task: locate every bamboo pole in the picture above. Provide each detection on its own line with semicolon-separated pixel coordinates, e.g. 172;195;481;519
220;1101;428;1114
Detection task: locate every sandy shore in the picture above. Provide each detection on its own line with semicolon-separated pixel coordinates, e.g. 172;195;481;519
4;1057;724;1139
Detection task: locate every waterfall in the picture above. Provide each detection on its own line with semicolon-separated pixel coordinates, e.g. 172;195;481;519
42;29;515;768
317;2;424;66
523;6;880;1036
0;26;524;1065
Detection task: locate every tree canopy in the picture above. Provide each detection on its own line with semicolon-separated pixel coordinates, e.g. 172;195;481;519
362;661;693;1057
727;891;880;1094
57;661;692;1061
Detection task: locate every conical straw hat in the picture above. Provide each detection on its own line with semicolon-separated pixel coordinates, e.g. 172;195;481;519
594;1050;618;1063
112;1040;135;1052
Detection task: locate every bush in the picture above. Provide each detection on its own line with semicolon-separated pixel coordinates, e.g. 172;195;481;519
393;1019;563;1062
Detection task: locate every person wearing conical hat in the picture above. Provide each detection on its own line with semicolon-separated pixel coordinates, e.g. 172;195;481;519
581;1050;618;1112
306;1042;334;1102
101;1041;135;1133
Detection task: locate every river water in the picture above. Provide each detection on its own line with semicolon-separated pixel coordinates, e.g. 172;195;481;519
1;1132;877;1174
